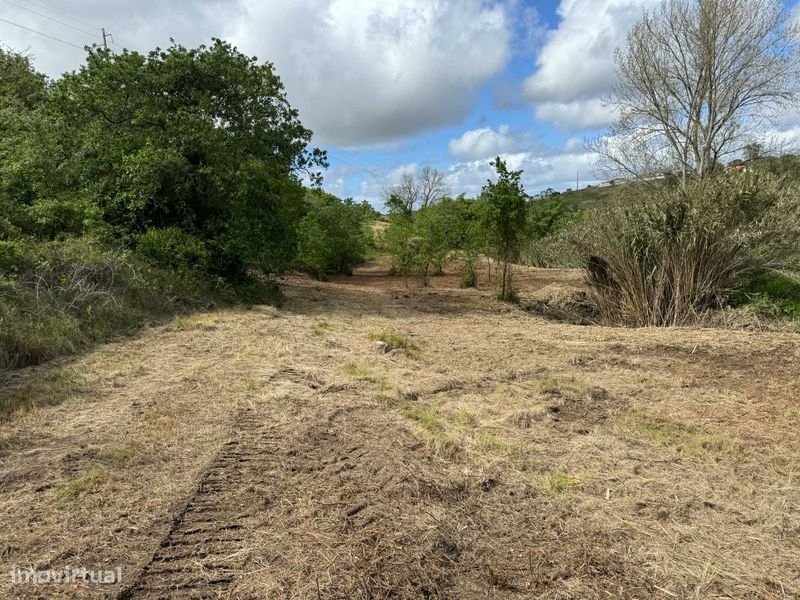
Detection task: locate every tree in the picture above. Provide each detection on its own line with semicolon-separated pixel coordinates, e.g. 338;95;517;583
0;48;47;109
43;40;326;280
418;166;448;209
480;158;528;301
593;0;800;183
382;166;448;213
744;142;763;163
528;195;573;240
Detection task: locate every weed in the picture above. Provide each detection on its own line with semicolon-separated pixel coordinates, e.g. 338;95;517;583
401;403;461;458
732;271;800;322
476;431;524;457
621;410;735;454
547;471;575;494
97;442;145;467
370;331;421;358
312;319;332;334
452;409;475;427
343;362;378;381
172;314;219;331
53;466;107;507
529;374;579;396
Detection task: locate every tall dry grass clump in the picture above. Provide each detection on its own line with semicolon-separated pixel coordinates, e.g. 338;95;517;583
572;173;800;326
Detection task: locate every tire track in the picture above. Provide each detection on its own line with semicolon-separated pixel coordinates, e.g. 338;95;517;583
119;405;279;599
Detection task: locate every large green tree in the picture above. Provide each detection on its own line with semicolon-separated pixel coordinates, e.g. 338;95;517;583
6;40;326;280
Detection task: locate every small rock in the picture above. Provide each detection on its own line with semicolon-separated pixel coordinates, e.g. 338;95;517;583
373;341;392;354
585;385;608;400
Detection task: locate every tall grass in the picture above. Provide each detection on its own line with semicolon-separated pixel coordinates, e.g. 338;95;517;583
571;174;800;326
0;237;280;370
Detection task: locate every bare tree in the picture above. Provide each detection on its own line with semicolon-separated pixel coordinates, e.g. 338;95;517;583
382;167;449;212
418;166;448;208
593;0;800;183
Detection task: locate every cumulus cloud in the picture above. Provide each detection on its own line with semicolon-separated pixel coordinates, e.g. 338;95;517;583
522;0;658;130
533;98;616;131
227;0;512;146
441;148;598;198
448;124;525;160
0;0;233;76
358;144;599;205
3;0;513;146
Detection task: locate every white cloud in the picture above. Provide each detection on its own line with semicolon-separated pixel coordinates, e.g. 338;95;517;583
448;124;523;160
534;98;616;131
354;144;599;205
0;1;234;77
441;148;598;198
227;0;513;146
522;0;657;129
2;0;513;147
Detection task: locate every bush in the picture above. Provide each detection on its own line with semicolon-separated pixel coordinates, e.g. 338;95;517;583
0;236;280;370
732;271;800;321
573;173;800;326
295;194;369;279
522;227;582;268
135;227;210;275
0;239;34;275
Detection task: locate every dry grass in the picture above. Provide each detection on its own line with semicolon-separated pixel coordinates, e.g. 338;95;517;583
0;260;798;598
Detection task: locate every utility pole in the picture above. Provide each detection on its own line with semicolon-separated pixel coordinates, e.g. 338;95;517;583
102;27;109;50
576;171;579;190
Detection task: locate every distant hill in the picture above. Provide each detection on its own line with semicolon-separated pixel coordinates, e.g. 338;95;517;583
549;154;800;214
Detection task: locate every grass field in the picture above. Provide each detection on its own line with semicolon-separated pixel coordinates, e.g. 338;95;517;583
0;258;798;598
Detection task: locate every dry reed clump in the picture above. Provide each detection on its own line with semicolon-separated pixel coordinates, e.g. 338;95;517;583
571;173;800;326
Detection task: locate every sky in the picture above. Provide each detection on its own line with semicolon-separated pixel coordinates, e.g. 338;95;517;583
2;0;799;209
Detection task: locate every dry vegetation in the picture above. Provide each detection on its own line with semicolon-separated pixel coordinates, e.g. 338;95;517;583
0;258;798;599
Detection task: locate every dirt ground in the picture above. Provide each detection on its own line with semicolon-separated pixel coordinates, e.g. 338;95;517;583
0;259;798;599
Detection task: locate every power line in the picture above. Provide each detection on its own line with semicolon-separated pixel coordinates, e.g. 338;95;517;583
109;34;141;52
327;155;383;178
0;0;98;37
17;0;100;31
327;144;395;171
0;16;86;49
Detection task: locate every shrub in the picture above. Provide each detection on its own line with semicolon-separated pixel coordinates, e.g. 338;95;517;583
573;173;800;326
522;226;582;268
0;239;34;276
21;196;100;239
135;227;210;275
732;271;800;321
295;194;369;279
0;236;279;371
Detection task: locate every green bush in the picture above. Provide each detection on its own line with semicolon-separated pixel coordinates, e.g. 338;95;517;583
522;227;582;268
732;272;800;321
295;193;369;279
21;196;100;239
0;293;82;369
0;236;281;370
573;173;800;326
136;227;210;275
0;239;33;275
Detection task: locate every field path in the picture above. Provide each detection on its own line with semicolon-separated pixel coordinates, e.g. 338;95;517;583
1;263;799;598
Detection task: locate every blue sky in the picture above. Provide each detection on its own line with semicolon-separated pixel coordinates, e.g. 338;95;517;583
3;0;799;208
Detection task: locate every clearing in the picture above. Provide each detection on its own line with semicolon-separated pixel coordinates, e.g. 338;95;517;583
0;258;798;599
